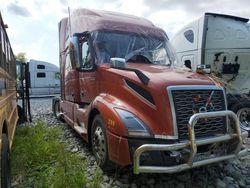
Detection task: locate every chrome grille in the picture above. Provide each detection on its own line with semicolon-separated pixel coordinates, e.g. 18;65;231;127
170;87;226;140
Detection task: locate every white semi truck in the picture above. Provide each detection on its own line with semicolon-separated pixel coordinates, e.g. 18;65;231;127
171;13;250;135
28;59;60;96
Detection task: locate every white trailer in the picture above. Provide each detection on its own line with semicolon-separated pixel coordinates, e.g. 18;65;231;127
29;59;60;96
171;13;250;133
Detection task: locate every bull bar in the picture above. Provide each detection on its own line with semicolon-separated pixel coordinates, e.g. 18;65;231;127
133;110;249;174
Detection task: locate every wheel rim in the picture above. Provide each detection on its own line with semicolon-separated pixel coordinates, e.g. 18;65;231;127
55;102;60;118
92;123;106;164
237;107;250;127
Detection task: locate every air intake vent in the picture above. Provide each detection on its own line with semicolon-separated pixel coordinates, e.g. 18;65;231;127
125;80;155;105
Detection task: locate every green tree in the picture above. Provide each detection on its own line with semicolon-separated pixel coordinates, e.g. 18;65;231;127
15;52;27;62
15;52;27;86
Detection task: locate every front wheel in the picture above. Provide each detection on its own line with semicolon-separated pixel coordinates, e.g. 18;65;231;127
1;134;11;188
231;102;250;137
91;115;114;171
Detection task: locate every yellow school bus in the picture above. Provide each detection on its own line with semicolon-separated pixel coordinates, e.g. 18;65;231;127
0;11;19;187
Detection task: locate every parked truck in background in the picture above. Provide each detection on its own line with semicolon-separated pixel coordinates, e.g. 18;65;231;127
28;59;60;96
171;13;250;135
53;9;248;174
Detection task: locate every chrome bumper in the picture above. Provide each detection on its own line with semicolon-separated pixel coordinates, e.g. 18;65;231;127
133;110;249;174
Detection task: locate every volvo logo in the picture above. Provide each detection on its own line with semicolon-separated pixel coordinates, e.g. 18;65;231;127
199;106;207;113
192;91;215;114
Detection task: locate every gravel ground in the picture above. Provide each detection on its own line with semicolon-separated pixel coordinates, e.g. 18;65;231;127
22;98;250;187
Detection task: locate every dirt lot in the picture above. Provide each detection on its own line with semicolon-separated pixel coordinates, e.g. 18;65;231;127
16;98;250;188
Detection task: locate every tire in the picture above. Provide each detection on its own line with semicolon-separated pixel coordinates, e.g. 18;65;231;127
91;115;114;171
230;101;250;137
53;99;62;120
1;134;11;188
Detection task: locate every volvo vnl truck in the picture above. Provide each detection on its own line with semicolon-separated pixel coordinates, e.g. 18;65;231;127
53;9;248;174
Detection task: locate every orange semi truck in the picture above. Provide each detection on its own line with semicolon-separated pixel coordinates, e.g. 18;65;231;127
53;9;248;174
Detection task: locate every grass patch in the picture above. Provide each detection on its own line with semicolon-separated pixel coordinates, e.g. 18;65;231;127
11;121;101;187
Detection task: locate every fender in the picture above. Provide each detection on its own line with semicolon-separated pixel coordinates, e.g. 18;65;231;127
88;94;132;165
89;93;129;137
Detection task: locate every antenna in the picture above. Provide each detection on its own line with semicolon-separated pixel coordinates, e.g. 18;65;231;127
68;6;72;36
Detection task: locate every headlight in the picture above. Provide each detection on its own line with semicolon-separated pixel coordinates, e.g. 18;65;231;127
115;108;151;137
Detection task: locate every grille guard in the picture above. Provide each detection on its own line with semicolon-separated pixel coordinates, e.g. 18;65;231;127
133;110;249;174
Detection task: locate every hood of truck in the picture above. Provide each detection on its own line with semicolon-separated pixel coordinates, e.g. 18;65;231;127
100;62;217;138
108;63;214;87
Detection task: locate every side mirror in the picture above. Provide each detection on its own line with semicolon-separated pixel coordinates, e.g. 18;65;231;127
110;58;126;68
196;64;211;74
69;36;81;68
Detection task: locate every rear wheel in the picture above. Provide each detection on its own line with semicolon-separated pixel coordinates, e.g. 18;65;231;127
1;134;11;188
91;115;114;171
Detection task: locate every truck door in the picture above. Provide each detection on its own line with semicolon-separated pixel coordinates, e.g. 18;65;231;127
78;40;99;104
62;52;81;121
16;61;31;122
64;53;80;103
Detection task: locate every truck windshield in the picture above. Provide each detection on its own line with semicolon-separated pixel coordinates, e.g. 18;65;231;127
92;31;175;65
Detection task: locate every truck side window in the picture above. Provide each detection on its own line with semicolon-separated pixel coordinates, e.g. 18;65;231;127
184;30;194;43
37;72;46;78
37;64;45;69
55;72;60;79
81;42;92;69
184;60;192;69
95;42;110;64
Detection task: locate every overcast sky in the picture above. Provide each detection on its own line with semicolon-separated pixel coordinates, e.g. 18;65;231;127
1;0;250;66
